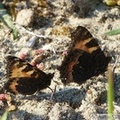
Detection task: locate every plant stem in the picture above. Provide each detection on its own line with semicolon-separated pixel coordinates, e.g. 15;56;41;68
107;67;114;120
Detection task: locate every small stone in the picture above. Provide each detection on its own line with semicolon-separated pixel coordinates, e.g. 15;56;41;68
16;9;34;27
19;53;27;60
27;36;38;48
117;0;120;5
0;94;6;101
7;105;17;111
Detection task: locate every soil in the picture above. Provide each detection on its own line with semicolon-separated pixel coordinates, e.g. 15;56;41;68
0;0;120;120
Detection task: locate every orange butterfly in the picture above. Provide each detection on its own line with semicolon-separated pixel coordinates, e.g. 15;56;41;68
4;56;54;95
59;26;111;84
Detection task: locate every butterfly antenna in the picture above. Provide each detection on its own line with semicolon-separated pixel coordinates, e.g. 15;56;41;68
47;86;53;93
49;85;56;101
47;80;58;101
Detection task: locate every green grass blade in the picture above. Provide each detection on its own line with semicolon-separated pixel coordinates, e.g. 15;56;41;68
0;111;8;120
107;67;114;120
0;3;18;39
105;29;120;36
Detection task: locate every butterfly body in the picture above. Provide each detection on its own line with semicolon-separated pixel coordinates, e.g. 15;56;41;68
5;56;54;95
59;26;111;84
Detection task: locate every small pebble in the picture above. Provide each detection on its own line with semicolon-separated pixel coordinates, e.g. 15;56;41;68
0;94;6;101
27;36;38;48
36;63;44;70
19;53;27;60
34;49;46;55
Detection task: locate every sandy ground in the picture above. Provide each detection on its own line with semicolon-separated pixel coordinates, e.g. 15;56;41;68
0;0;120;120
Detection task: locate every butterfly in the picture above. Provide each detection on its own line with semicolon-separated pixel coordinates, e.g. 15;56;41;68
59;26;111;84
4;56;54;95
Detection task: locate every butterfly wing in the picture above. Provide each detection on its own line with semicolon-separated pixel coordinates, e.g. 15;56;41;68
60;26;111;84
5;56;54;95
